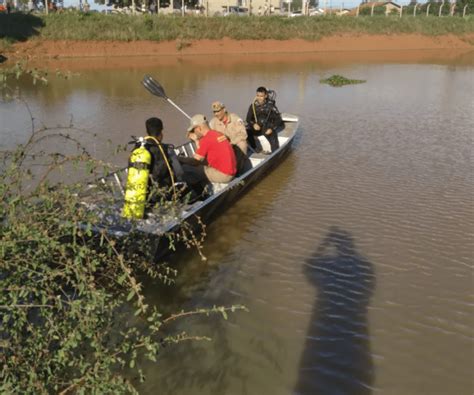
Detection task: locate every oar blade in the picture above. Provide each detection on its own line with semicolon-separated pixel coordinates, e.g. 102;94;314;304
142;74;168;99
141;75;192;119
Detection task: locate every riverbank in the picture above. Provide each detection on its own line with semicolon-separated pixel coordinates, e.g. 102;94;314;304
1;13;474;59
5;34;474;61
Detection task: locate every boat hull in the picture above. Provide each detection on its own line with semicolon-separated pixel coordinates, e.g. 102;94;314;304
82;114;299;259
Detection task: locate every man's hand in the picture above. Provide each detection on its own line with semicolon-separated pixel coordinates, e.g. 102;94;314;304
187;131;198;142
253;124;261;131
265;128;272;136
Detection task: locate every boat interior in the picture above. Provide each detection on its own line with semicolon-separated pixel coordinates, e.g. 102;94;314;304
80;114;298;235
174;115;297;193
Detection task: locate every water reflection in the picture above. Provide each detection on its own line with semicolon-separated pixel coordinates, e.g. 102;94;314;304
138;155;298;394
2;53;473;394
296;227;375;395
142;153;297;314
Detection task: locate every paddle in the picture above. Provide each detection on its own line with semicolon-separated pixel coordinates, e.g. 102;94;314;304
142;75;191;120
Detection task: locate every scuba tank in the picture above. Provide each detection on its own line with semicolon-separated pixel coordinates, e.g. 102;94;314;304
122;137;151;219
267;89;277;103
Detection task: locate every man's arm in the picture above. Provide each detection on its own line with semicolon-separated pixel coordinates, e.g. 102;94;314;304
178;156;202;166
266;103;283;131
178;131;205;166
209;117;218;131
247;103;262;132
232;114;248;141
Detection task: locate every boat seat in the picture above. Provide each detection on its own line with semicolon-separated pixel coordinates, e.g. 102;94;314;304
249;157;264;167
175;141;197;158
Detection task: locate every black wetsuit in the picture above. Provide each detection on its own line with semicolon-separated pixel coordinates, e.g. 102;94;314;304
140;140;184;200
245;99;284;152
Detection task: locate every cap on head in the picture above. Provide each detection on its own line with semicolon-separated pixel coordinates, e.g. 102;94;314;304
211;101;225;112
187;114;207;132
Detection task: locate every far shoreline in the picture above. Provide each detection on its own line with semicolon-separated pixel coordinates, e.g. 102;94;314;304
6;34;474;61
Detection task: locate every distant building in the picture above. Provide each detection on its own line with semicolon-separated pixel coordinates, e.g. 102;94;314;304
197;0;281;16
348;1;401;15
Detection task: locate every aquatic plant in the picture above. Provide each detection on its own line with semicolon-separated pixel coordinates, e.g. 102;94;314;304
320;74;366;87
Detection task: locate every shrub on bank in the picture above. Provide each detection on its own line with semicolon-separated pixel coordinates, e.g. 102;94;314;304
0;65;245;393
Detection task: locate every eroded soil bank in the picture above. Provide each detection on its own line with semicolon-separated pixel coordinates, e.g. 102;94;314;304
7;34;474;60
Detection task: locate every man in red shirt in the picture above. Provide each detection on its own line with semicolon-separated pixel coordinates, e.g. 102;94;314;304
180;114;237;193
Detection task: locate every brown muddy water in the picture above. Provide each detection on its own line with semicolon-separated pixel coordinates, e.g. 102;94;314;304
1;50;473;394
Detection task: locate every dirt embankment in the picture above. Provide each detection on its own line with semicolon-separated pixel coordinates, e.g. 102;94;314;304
7;34;474;60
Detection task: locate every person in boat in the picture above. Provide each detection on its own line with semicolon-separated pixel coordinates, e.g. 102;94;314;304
179;114;237;194
209;101;248;155
245;86;284;153
142;117;184;199
209;101;249;175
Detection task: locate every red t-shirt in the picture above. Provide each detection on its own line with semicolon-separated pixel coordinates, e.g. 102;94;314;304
196;130;237;176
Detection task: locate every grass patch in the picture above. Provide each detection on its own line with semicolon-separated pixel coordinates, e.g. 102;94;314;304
320;74;367;87
0;37;14;52
1;12;473;43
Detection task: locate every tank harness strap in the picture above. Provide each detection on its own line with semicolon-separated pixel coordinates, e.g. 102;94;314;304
129;162;150;170
144;136;177;201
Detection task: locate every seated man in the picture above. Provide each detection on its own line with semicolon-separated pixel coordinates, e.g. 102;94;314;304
209;101;248;155
209;101;250;174
180;114;237;194
245;86;284;153
143;117;184;200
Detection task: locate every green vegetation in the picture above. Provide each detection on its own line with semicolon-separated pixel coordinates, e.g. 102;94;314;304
320;74;366;87
0;66;245;393
359;5;387;15
0;12;473;44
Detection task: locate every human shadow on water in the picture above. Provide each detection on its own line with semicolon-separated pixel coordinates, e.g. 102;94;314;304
0;13;44;42
295;227;376;395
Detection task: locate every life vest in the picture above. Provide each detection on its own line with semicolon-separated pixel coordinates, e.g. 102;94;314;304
122;139;151;219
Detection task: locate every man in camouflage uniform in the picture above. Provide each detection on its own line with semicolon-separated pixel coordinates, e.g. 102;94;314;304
209;101;250;175
209;101;248;155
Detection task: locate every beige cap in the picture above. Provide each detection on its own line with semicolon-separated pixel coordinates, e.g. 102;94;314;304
187;114;207;132
211;101;225;112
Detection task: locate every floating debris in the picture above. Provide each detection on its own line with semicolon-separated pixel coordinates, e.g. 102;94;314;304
320;74;366;87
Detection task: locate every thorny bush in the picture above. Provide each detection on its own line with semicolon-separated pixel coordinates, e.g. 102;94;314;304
0;64;245;394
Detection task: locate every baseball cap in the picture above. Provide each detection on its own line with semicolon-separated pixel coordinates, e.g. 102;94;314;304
211;101;225;112
187;114;207;132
